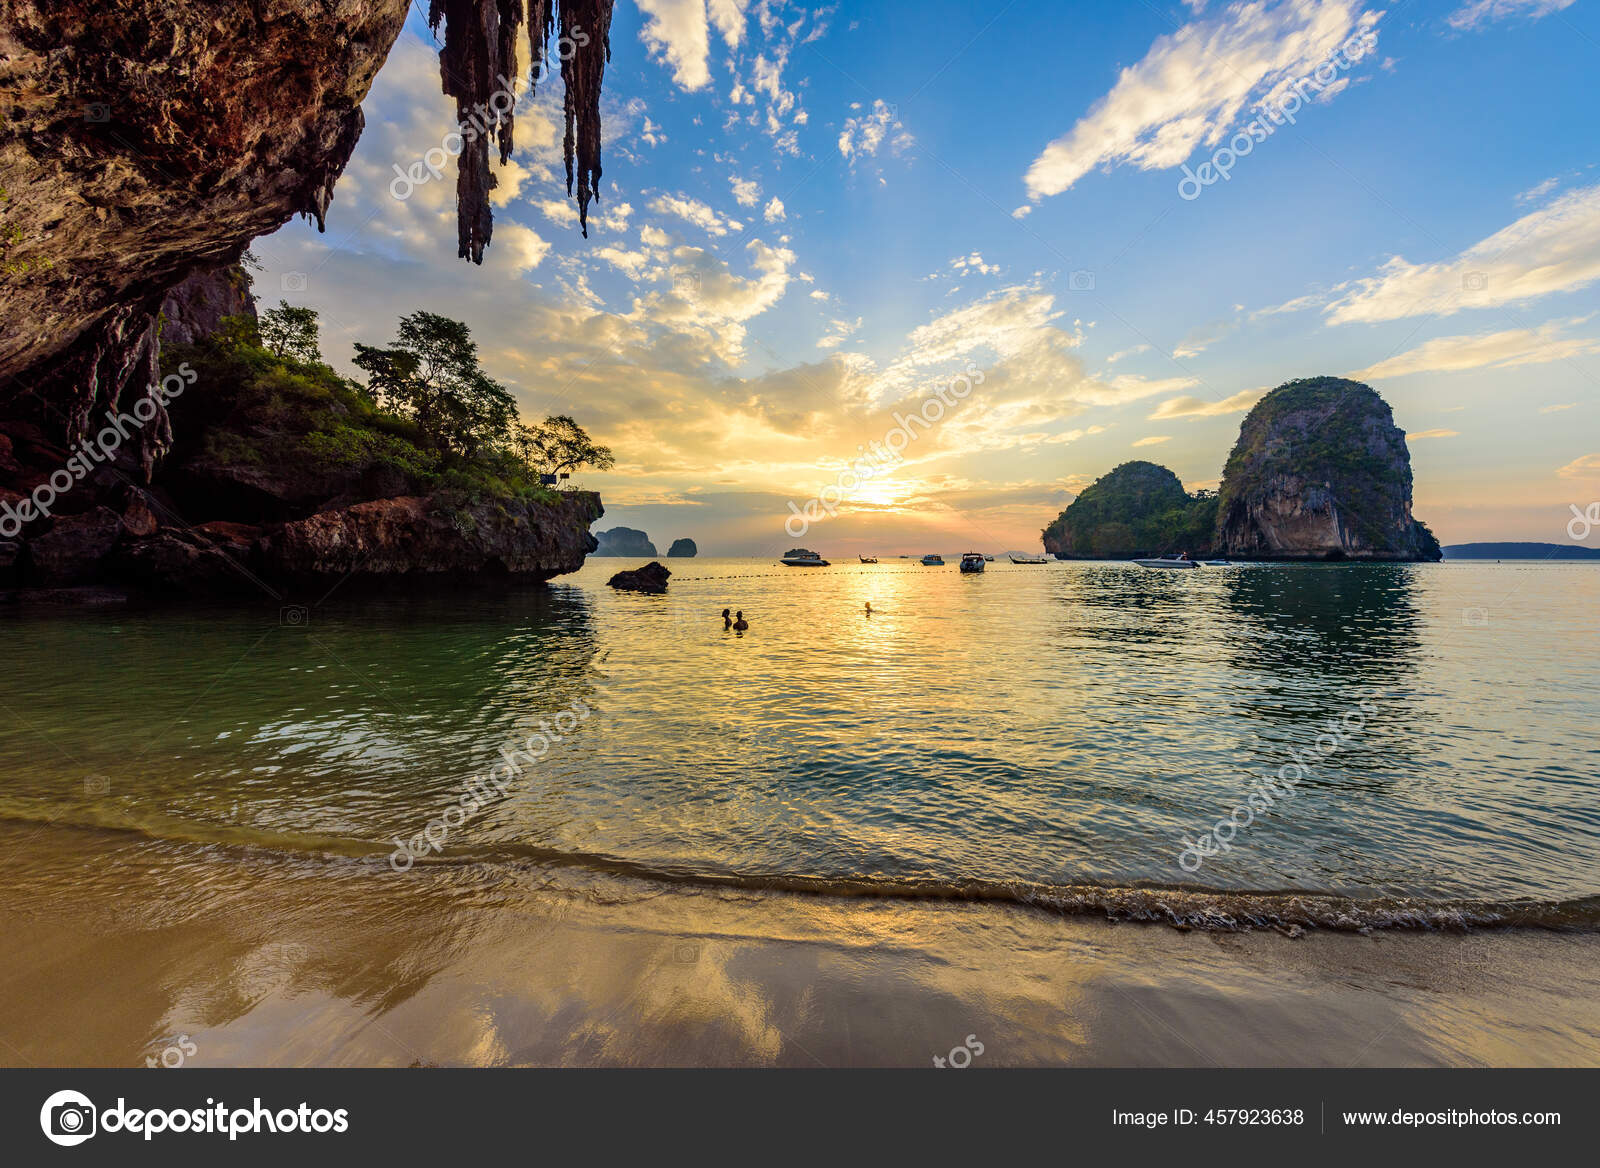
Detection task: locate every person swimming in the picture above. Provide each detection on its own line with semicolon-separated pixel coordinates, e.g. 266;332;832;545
722;608;732;629
732;610;748;631
864;602;873;615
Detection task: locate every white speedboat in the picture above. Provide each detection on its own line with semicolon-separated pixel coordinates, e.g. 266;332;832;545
920;554;945;566
1133;556;1201;570
781;548;830;566
959;552;986;573
1009;553;1049;564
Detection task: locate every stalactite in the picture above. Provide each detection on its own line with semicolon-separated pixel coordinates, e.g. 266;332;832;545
429;0;614;263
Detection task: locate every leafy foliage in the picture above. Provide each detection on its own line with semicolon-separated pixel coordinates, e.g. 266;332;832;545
259;301;323;364
353;311;518;460
161;310;607;512
1043;461;1217;557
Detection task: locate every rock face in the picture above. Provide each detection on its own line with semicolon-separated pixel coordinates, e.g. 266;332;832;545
12;491;603;597
606;561;670;593
593;526;657;557
1042;461;1215;558
158;266;257;347
0;0;410;436
1215;377;1441;562
263;492;603;583
666;537;697;558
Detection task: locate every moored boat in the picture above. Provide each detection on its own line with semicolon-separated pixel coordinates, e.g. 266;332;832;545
920;554;945;566
1133;555;1201;570
959;552;986;573
859;555;878;564
1009;553;1049;564
781;548;830;567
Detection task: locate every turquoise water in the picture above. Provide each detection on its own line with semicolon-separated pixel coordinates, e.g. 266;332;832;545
2;559;1597;928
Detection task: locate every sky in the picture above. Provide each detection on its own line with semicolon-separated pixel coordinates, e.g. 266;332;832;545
255;0;1600;556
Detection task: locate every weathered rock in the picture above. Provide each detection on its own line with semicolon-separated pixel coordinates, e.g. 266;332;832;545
263;491;603;583
0;0;411;404
159;265;257;346
119;491;160;538
666;537;697;558
117;527;257;595
593;526;657;556
0;539;20;586
27;506;122;584
607;561;670;593
1216;377;1441;562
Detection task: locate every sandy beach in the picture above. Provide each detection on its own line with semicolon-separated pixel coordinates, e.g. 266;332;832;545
4;820;1598;1069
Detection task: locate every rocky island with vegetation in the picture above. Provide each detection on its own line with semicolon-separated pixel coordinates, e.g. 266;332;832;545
1042;461;1218;558
593;528;658;557
1042;377;1441;562
0;281;612;599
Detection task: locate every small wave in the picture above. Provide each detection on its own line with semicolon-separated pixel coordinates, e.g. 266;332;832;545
7;811;1597;933
440;841;1600;934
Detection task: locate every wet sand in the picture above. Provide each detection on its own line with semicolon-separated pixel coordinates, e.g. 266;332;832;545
2;821;1599;1068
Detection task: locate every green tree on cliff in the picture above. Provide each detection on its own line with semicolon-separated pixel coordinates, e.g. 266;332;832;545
259;301;323;364
353;312;517;460
516;415;615;479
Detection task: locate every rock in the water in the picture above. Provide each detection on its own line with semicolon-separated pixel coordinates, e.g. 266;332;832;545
1042;461;1216;558
607;562;671;593
263;492;603;583
1216;377;1441;561
666;538;697;558
593;526;658;557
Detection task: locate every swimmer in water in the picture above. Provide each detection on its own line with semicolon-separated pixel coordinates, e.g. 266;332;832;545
732;610;748;631
865;602;873;616
722;608;732;629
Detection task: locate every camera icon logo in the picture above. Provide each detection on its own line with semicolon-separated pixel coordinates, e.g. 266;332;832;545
1461;271;1488;292
280;605;309;626
82;103;111;123
280;272;308;293
1462;606;1489;626
672;271;701;296
40;1090;97;1146
1069;269;1095;291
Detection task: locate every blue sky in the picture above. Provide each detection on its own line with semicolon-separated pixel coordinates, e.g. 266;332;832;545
256;0;1600;554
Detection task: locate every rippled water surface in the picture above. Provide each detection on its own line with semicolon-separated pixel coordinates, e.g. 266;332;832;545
2;559;1597;926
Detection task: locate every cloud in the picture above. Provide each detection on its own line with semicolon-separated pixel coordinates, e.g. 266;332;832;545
648;193;745;237
817;316;862;350
1326;185;1600;324
1148;386;1267;418
1348;318;1600;379
1540;402;1577;413
1447;0;1575;31
1408;429;1460;439
763;196;786;222
1133;435;1173;446
838;100;913;164
1516;176;1561;205
1557;453;1600;478
636;0;714;91
1022;0;1381;201
707;0;751;48
730;176;761;207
